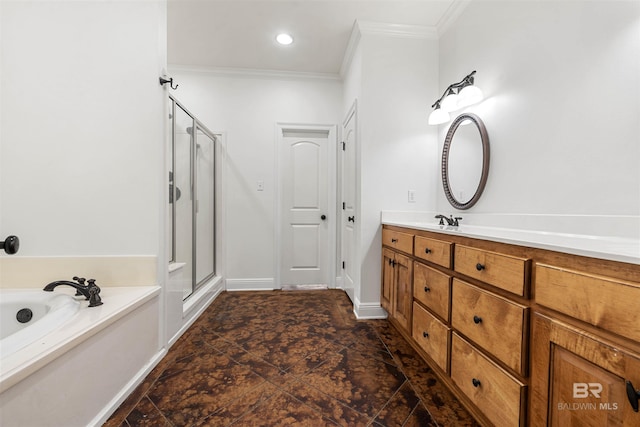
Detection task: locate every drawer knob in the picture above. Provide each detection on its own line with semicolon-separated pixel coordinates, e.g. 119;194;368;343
424;286;430;293
473;315;483;324
472;378;481;388
626;380;640;412
425;248;432;254
391;238;398;243
476;263;485;271
423;331;429;338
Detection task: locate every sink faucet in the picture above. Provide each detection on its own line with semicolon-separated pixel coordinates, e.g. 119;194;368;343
435;214;462;227
43;276;103;307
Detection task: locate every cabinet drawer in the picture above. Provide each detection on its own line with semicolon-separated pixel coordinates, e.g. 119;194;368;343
382;229;413;254
455;245;530;296
451;279;528;374
412;303;450;373
536;264;640;343
414;236;452;268
451;334;526;427
413;262;451;321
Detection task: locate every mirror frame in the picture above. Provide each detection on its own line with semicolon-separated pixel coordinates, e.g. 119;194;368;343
441;113;490;210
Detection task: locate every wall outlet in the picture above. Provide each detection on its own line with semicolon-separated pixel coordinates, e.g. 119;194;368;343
408;190;416;203
257;180;264;191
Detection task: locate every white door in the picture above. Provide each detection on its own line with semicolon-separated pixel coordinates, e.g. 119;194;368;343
280;129;330;285
341;106;357;293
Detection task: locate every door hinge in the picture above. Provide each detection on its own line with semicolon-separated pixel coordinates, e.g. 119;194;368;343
342;141;346;151
342;261;345;269
342;202;345;210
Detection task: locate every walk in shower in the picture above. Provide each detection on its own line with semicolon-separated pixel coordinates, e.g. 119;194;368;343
168;95;217;300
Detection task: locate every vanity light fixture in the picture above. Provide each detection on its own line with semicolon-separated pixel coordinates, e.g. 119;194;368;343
276;33;294;45
429;71;483;125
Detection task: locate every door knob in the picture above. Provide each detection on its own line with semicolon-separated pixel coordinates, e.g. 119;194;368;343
321;214;326;220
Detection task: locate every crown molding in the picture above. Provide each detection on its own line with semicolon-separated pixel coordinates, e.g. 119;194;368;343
356;21;438;39
339;20;438;78
339;20;363;78
168;64;341;81
437;0;472;37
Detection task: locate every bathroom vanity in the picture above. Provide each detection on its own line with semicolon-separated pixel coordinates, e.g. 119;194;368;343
381;221;640;426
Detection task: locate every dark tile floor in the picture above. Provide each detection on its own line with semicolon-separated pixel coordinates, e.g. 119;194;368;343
105;290;479;426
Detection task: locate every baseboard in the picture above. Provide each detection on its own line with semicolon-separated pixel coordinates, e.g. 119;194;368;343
353;297;388;319
225;278;275;291
92;348;167;426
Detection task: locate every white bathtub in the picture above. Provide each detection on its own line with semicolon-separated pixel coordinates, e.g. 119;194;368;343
0;290;81;358
0;286;160;395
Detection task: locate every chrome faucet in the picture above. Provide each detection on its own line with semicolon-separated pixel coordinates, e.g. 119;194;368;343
43;276;103;307
435;214;462;227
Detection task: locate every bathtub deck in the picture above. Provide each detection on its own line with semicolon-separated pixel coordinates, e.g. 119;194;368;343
0;286;160;393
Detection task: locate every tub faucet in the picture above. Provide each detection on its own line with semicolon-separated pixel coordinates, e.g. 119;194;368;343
43;276;103;307
435;214;462;227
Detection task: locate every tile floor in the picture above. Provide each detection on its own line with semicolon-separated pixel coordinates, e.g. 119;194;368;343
105;290;479;426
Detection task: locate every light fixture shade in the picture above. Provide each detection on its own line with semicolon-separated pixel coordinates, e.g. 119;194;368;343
428;108;450;125
276;33;293;45
440;92;459;112
457;85;483;108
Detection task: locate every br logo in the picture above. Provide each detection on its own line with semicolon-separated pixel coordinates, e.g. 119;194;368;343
573;383;603;398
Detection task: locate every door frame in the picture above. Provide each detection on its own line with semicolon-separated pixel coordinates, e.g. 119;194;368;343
337;100;359;301
275;123;337;289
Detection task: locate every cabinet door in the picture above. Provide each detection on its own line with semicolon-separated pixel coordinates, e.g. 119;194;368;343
381;248;395;315
393;252;413;332
530;313;640;427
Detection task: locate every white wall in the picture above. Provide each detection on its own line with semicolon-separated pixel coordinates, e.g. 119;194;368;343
166;69;343;286
341;26;439;312
437;1;640;226
0;2;174;424
0;0;166;256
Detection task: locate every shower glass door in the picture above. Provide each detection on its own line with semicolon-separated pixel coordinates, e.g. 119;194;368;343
169;95;216;301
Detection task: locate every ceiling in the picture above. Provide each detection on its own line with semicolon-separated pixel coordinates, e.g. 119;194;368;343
168;0;459;75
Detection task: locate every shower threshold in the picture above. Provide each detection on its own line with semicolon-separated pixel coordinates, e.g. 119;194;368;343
281;284;328;291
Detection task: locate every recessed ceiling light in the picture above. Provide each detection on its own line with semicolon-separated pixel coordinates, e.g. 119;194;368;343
276;33;293;45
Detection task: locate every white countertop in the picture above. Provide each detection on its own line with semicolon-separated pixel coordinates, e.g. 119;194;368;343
382;219;640;265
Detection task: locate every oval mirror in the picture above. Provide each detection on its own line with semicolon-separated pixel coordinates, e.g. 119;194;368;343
441;113;490;210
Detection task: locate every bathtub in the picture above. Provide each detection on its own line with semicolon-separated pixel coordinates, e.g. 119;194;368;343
0;290;81;359
0;286;160;395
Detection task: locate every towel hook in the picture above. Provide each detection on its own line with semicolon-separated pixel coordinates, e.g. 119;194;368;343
159;76;178;90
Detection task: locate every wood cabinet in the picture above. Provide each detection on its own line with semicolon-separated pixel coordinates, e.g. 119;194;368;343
530;312;640;426
413;262;450;321
451;333;526;426
381;246;413;333
451;279;528;375
413;302;450;372
381;224;640;427
454;245;530;297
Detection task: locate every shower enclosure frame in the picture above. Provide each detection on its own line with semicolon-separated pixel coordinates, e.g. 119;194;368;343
169;94;217;300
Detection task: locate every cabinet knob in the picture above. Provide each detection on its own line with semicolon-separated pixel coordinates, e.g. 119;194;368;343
391;238;398;243
348;216;355;223
423;331;429;338
473;315;483;324
424;286;430;293
626;380;640;412
476;263;485;271
425;248;431;254
472;378;481;388
321;214;326;220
